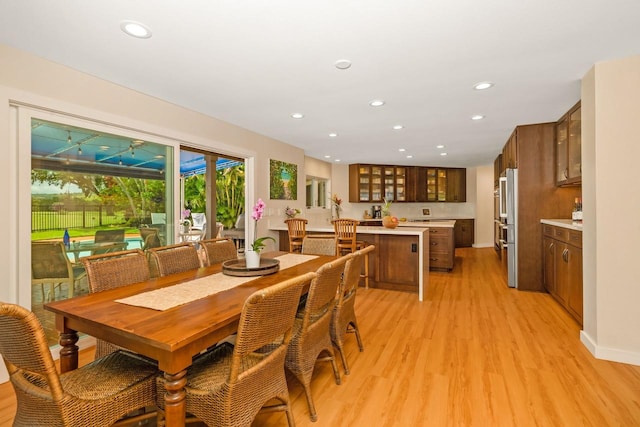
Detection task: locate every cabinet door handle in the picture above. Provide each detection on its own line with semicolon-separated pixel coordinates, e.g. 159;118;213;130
431;242;438;246
548;242;554;252
430;258;439;261
564;168;569;179
429;230;438;233
562;248;569;262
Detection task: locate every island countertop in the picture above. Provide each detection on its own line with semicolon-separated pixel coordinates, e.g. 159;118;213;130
270;223;430;301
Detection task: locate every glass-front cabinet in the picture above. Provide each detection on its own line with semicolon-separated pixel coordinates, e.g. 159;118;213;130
350;164;406;202
556;101;581;186
350;164;465;203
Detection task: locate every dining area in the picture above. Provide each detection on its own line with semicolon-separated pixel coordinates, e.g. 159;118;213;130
9;231;375;426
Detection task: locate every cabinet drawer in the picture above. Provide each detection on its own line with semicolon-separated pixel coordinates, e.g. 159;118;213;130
568;230;582;248
427;227;451;237
429;236;449;253
543;224;555;237
553;227;569;241
429;255;451;269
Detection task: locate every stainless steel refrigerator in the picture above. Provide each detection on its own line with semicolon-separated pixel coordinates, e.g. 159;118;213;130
499;168;518;288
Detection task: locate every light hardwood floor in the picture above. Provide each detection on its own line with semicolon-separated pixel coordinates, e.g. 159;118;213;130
2;248;639;426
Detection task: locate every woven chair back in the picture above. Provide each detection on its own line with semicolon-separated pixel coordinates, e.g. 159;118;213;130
301;236;336;256
230;272;315;380
0;303;63;400
200;237;238;266
148;242;201;277
81;249;150;293
302;255;349;327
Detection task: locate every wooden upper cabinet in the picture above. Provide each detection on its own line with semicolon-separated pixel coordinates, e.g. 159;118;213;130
351;164;465;203
502;130;518;171
493;154;503;188
412;166;466;203
556;101;581;186
349;164;407;203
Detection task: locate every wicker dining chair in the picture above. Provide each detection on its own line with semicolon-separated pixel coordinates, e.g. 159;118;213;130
200;237;238;266
331;245;374;374
148;242;201;277
31;241;85;301
0;302;158;427
156;272;315;427
301;235;336;256
284;218;308;253
81;249;151;359
332;218;371;288
285;256;349;422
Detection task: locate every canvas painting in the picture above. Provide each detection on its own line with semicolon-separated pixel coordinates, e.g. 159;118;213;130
270;159;297;200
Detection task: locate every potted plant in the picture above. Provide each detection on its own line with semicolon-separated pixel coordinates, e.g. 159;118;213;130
246;198;275;268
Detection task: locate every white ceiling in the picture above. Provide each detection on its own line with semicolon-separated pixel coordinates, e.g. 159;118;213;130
1;0;639;167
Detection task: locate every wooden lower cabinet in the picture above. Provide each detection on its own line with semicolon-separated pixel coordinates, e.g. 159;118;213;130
454;219;474;248
542;224;583;325
427;227;455;270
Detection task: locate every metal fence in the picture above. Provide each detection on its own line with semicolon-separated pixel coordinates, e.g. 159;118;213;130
31;203;126;231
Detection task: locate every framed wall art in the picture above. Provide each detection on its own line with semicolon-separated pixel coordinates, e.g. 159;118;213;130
270;159;297;200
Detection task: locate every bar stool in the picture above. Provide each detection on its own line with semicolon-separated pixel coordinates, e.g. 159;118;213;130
285;218;308;253
331;218;371;288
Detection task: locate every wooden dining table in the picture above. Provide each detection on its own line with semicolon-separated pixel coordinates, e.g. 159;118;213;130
44;251;334;427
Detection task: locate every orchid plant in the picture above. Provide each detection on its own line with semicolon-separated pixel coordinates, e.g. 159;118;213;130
250;198;275;253
180;208;192;227
285;206;301;218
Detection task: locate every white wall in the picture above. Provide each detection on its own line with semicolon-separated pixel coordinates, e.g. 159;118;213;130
581;54;640;365
473;164;495;247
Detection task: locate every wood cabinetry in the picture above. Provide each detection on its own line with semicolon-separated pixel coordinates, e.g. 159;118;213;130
542;224;583;325
350;164;465;203
414;167;466;202
501;131;518;172
556;101;582;186
454;219;474;248
349;164;408;203
427;227;455;270
492;123;581;292
493;154;503;188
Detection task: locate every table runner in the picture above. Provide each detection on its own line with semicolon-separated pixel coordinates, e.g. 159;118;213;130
115;253;318;311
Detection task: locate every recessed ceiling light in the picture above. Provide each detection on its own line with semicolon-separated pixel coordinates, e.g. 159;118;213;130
473;81;494;90
120;20;152;39
393;125;404;130
329;133;338;138
398;148;406;152
335;159;341;162
291;113;304;119
406;155;413;159
436;145;445;149
369;100;385;107
324;155;331;158
471;115;485;121
440;152;448;156
334;59;352;70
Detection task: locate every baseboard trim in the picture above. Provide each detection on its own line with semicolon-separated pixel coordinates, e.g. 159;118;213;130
580;330;640;366
472;243;494;248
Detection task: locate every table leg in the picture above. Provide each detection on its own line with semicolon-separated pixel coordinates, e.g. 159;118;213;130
163;369;187;426
58;331;79;373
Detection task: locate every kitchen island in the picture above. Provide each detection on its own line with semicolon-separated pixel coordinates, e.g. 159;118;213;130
272;223;447;301
397;220;456;270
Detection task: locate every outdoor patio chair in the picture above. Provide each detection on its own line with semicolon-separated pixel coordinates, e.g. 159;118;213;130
0;302;158;427
139;227;162;251
151;213;166;224
31;241;85;301
93;229;127;255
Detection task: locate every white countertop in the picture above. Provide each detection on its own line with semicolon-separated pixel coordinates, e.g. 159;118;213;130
396;220;456;228
540;218;583;231
270;224;429;235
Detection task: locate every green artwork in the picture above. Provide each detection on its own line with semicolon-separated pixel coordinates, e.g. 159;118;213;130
269;159;297;200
